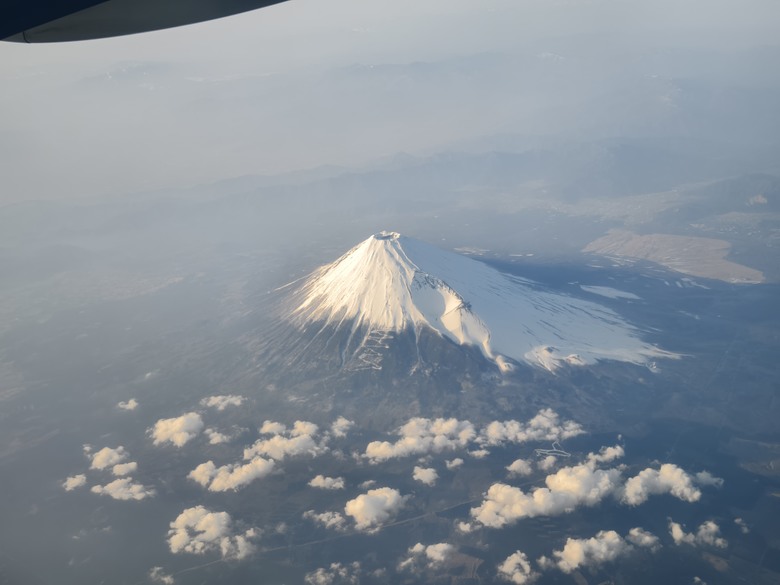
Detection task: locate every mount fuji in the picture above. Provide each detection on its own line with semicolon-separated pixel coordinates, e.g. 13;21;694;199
282;232;673;373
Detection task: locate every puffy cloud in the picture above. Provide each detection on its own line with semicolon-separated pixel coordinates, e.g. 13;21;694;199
303;510;347;531
694;471;724;488
622;464;701;505
200;395;245;411
497;550;538;584
91;478;155;501
90;446;128;470
471;463;622;528
151;413;204;447
344;487;408;531
446;458;464;470
537;455;557;471
291;420;319;436
112;462;138;476
304;562;361;585
205;428;231;445
412;466;438;486
469;448;490;459
586;445;624;466
244;420;323;460
117;399;138;411
420;542;453;564
188;457;275;492
734;517;749;534
547;530;632;573
309;475;345;490
259;420;287;434
479;409;583;447
626;527;661;551
473;450;709;528
148;567;174;584
506;459;533;477
167;506;255;559
330;417;354;438
62;474;87;491
399;542;454;571
362;410;584;464
669;520;727;549
364;418;475;463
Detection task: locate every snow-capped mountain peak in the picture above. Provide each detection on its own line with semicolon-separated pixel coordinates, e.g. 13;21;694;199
290;232;673;372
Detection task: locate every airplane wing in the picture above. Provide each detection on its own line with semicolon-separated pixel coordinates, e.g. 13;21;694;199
3;0;290;43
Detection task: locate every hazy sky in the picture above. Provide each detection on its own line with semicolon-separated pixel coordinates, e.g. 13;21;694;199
1;0;778;204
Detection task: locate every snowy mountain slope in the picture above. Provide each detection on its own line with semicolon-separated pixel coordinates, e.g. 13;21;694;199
289;232;674;372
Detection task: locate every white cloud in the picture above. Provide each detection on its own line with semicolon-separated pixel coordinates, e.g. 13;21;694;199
309;475;345;490
205;428;231;444
364;418;475;463
446;458;464;470
188;457;275;492
537;455;557;471
167;506;255;559
303;510;347;531
399;542;454;571
149;567;174;584
469;448;490;459
244;420;324;460
694;471;724;488
304;562;361;585
506;459;533;477
622;464;702;505
90;446;129;470
421;542;453;564
626;527;661;551
497;550;538;584
548;530;632;573
200;395;245;411
259;420;287;434
117;399;138;411
471;463;622;528
479;409;584;447
91;478;155;500
586;445;624;466
474;452;708;528
112;462;138;476
668;520;727;549
62;474;87;491
151;413;204;447
344;487;407;531
412;466;438;486
734;517;749;534
330;416;354;438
